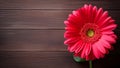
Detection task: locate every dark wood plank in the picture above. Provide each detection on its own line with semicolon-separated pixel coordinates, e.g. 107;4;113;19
0;0;120;10
0;10;68;29
0;30;66;51
0;10;119;29
0;29;119;53
0;52;88;68
0;51;119;68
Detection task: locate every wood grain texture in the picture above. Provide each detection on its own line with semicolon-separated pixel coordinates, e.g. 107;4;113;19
0;0;120;68
0;52;120;68
0;0;120;10
0;30;66;51
0;29;119;54
0;52;88;68
0;10;119;29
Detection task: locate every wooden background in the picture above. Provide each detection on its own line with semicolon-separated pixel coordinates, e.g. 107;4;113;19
0;0;120;68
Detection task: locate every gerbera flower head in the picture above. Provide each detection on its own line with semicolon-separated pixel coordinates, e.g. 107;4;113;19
64;4;117;60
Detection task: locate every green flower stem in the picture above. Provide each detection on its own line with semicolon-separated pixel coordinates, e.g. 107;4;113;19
89;60;92;68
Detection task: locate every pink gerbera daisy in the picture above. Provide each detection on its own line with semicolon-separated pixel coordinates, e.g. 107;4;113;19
64;4;117;60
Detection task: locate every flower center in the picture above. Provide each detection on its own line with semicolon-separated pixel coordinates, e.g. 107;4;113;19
86;29;94;37
79;23;101;44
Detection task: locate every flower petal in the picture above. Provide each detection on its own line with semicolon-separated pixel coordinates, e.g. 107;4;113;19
101;35;116;44
102;31;114;35
94;8;103;23
64;21;75;27
100;38;112;49
85;43;91;56
65;27;78;31
81;43;86;58
95;40;107;54
92;42;104;59
75;40;84;53
91;6;97;23
64;37;79;45
69;40;82;52
101;24;117;31
97;11;108;26
88;5;92;23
